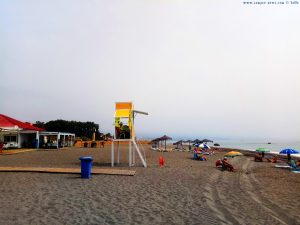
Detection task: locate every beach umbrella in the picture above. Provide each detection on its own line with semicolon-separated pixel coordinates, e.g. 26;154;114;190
224;151;243;158
256;147;270;158
193;143;200;147
279;148;299;161
160;135;172;151
199;143;210;149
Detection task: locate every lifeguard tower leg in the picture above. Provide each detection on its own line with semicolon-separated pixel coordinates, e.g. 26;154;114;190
111;141;114;167
133;140;147;168
129;141;132;166
117;142;120;164
133;142;135;165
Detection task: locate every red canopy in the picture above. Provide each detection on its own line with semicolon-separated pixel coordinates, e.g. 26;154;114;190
0;114;44;131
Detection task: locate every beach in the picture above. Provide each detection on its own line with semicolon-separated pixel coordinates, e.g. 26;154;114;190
0;145;300;225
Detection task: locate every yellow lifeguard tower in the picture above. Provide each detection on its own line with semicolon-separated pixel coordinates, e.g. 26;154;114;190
112;102;148;167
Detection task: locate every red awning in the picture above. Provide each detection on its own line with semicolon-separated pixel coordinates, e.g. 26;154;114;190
0;114;44;131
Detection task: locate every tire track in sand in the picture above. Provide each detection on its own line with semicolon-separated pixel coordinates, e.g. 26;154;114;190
203;157;296;225
241;159;299;225
202;172;239;225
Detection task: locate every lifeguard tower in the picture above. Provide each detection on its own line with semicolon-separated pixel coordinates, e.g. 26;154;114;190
111;102;148;168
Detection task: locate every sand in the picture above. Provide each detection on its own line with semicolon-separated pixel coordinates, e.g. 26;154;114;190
0;145;300;225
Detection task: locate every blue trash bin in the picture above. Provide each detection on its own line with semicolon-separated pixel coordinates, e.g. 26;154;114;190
79;156;93;179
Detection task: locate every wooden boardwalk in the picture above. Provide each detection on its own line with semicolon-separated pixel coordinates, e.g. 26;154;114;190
0;149;36;155
0;167;136;176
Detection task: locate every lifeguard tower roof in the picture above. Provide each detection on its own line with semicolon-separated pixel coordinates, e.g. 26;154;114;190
114;102;148;118
114;102;133;118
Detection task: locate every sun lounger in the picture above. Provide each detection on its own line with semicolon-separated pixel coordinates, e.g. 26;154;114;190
275;164;291;168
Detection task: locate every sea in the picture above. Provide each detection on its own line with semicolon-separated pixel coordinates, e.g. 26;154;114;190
176;140;300;157
214;140;299;152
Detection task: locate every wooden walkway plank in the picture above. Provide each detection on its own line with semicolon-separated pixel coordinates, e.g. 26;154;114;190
0;167;136;176
0;149;36;155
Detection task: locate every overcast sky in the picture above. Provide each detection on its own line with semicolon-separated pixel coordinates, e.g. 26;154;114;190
1;1;299;141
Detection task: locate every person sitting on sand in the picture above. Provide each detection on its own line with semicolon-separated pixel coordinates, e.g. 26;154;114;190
297;160;300;167
221;157;234;172
221;157;227;170
266;155;277;163
200;156;207;161
216;159;222;168
254;153;263;162
271;156;278;163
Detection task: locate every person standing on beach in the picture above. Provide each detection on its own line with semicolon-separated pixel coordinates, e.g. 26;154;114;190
287;153;291;162
115;117;121;139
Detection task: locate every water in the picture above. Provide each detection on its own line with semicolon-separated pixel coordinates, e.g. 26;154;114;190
166;139;300;157
214;140;300;155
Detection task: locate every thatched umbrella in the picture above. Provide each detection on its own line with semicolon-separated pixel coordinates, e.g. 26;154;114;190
202;139;213;143
185;140;192;150
173;140;183;149
192;139;202;144
160;135;172;151
152;137;163;149
151;138;160;148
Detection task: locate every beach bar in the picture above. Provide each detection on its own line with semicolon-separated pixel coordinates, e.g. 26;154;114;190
0;114;44;149
38;132;75;149
0;114;75;149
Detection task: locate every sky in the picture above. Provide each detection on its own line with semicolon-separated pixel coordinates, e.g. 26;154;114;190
1;0;300;141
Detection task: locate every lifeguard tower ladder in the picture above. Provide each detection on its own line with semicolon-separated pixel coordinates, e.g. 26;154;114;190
111;102;148;168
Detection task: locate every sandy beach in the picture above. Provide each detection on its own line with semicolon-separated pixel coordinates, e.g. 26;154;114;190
0;145;300;225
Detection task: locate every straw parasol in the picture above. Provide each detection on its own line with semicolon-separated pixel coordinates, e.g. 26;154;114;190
185;140;192;150
151;138;160;148
202;139;213;143
160;135;172;151
173;140;183;149
192;139;202;144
